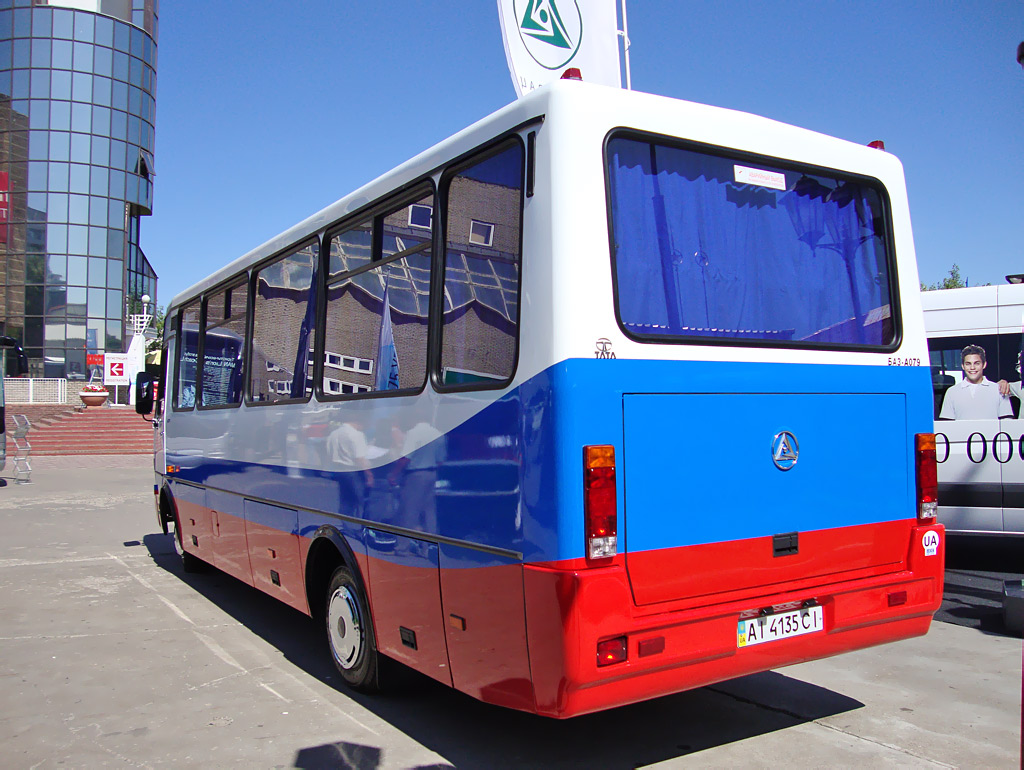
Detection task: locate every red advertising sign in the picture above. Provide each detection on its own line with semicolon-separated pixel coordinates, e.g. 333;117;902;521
86;353;104;366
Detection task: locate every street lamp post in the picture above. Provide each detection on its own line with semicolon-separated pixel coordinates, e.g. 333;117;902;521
125;294;153;405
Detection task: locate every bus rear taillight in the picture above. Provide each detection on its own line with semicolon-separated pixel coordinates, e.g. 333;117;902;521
915;433;938;522
584;445;617;560
597;636;627;667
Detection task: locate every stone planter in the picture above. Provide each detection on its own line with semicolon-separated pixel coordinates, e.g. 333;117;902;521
79;391;109;407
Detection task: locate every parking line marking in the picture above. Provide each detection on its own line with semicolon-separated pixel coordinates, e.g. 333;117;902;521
107;551;196;625
106;555;380;737
0;555;117;568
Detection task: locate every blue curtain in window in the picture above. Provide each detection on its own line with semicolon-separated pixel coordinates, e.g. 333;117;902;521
607;138;892;345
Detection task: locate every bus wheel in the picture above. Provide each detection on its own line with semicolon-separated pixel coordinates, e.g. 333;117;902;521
326;566;379;692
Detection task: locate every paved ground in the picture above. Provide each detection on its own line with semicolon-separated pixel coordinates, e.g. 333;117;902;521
938;535;1024;635
17;454;154;471
0;465;1020;768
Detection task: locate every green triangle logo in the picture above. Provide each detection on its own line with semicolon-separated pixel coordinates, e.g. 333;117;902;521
520;0;573;50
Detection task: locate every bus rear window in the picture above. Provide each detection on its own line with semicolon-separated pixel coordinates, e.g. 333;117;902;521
606;135;897;348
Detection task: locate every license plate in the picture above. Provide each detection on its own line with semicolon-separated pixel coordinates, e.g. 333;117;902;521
737;605;824;648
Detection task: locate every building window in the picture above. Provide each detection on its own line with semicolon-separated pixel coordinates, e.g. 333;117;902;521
324;350;374;374
469;220;494;247
323;377;372;395
409;203;432;229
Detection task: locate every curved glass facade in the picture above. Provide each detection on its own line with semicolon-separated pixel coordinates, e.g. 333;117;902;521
0;0;157;380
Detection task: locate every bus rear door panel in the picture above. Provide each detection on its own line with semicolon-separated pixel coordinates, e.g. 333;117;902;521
206;488;253;586
438;545;533;712
622;388;912;604
172;481;215;562
363;531;451;685
245;499;306;613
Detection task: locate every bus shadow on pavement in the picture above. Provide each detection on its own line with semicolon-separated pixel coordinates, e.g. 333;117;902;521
937;534;1024;637
142;532;864;770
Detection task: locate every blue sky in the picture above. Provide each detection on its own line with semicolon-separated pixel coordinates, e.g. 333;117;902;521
145;1;1023;307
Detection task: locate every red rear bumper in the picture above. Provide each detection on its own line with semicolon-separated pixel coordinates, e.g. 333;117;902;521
523;522;945;718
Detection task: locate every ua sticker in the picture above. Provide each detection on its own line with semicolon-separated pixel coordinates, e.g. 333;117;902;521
515;0;583;70
922;530;940;557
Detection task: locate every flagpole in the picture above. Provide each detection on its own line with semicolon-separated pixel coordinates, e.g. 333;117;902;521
619;0;632;90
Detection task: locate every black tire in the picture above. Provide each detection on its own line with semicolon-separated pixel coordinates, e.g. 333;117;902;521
325;565;380;692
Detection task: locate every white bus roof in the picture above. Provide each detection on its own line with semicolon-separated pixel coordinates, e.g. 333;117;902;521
922;284;1024;337
168;80;911;312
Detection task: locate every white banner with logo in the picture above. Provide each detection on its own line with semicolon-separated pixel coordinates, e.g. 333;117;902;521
498;0;621;97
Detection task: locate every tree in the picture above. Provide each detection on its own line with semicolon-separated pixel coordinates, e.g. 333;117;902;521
922;264;966;291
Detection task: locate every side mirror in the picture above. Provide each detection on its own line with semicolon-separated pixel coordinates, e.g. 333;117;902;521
135;372;154;415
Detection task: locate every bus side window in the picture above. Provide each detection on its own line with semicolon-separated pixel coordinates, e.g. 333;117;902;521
439;141;524;388
322;188;433;397
250;242;319;403
201;281;248;407
174;301;200;410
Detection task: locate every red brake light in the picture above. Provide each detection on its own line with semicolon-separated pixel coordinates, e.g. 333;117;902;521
915;433;938;522
584;445;617;560
597;636;627;667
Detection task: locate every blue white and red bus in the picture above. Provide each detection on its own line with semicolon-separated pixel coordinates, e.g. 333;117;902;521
138;80;944;718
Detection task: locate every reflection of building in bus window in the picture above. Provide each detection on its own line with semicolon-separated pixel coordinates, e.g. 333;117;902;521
937;344;1012;420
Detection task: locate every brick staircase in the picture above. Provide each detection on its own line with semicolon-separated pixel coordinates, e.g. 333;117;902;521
5;404;155;456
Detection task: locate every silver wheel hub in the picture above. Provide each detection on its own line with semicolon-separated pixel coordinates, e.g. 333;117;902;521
328;585;362;670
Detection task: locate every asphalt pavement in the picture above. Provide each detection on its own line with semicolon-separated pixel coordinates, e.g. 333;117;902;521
0;462;1020;768
937;535;1024;636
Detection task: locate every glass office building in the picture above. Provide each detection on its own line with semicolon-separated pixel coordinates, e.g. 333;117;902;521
0;0;157;380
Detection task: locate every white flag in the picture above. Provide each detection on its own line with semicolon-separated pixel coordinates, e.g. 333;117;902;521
497;0;622;97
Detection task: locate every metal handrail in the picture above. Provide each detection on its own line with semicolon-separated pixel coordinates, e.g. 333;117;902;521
11;414;31;484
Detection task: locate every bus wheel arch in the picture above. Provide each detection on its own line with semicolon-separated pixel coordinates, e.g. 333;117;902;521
158;486;175;535
305;529;381;692
305;529;359;622
161;487;206;574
